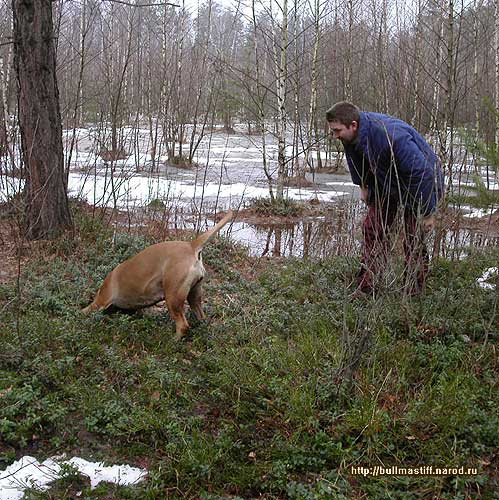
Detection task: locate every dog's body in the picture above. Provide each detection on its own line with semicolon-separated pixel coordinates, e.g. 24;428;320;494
83;211;234;339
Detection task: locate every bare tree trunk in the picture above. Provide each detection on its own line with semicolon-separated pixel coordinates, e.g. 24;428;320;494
187;0;214;164
176;1;186;160
444;0;455;188
411;0;423;128
1;15;14;165
378;0;388;112
430;2;445;136
275;0;289;200
0;51;15;164
110;7;134;158
345;0;354;101
292;0;300;178
471;0;482;185
65;0;94;180
444;0;454;131
495;0;499;149
12;0;72;239
252;0;274;201
160;4;175;162
78;0;87;126
473;0;480;143
303;0;320;176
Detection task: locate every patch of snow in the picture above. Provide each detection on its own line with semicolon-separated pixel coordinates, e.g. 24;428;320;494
457;178;499;190
67;172;348;209
0;456;146;499
0;177;23;202
325;181;356;187
1;172;347;209
65;458;147;489
477;267;498;290
196;146;267;155
195;156;276;166
461;206;498;218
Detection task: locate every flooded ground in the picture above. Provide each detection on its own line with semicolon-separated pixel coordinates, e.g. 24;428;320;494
225;202;362;258
1;124;499;259
227;219;499;260
107;199;499;261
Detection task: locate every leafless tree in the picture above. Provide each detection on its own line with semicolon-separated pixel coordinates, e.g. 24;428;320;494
275;0;289;200
495;0;499;149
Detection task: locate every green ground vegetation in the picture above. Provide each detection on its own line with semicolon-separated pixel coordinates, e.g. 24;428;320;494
0;207;498;499
248;197;305;217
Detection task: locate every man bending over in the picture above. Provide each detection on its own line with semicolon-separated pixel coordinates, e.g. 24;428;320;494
326;101;443;297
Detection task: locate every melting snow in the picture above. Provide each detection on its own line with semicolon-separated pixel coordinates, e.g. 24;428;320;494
461;206;498;218
0;456;147;499
477;267;498;290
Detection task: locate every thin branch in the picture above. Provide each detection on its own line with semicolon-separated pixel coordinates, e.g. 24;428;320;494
102;0;180;7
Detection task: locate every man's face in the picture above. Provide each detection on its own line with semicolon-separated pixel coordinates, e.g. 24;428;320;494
328;120;358;144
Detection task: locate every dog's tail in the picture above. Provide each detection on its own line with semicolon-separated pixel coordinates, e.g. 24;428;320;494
191;210;234;252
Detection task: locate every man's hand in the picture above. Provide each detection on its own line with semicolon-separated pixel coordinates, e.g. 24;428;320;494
422;215;435;232
360;186;369;204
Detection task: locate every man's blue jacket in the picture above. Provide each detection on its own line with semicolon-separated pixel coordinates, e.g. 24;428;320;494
343;112;444;216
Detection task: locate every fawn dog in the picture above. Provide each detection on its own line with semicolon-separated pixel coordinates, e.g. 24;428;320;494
83;210;234;339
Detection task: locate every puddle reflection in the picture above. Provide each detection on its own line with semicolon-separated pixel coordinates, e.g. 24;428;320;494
113;203;499;261
436;228;499;260
227;203;364;258
226;207;499;260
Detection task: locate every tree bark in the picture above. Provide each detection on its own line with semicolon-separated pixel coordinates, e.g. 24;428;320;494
495;0;499;149
430;2;445;137
345;0;354;101
12;0;72;239
303;0;320;176
275;0;289;200
252;0;274;201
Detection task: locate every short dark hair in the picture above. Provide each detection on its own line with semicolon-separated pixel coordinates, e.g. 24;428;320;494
326;101;360;125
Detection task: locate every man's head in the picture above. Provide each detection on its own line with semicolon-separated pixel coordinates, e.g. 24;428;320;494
326;101;360;144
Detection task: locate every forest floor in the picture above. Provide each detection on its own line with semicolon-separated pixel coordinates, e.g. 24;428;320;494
0;200;499;499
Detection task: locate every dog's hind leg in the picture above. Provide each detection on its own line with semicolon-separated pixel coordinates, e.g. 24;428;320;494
82;273;114;314
82;301;101;314
187;280;205;321
82;292;113;314
165;295;190;340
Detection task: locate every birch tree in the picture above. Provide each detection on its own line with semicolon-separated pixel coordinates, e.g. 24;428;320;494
0;7;13;164
275;0;289;200
0;46;14;163
252;0;275;201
